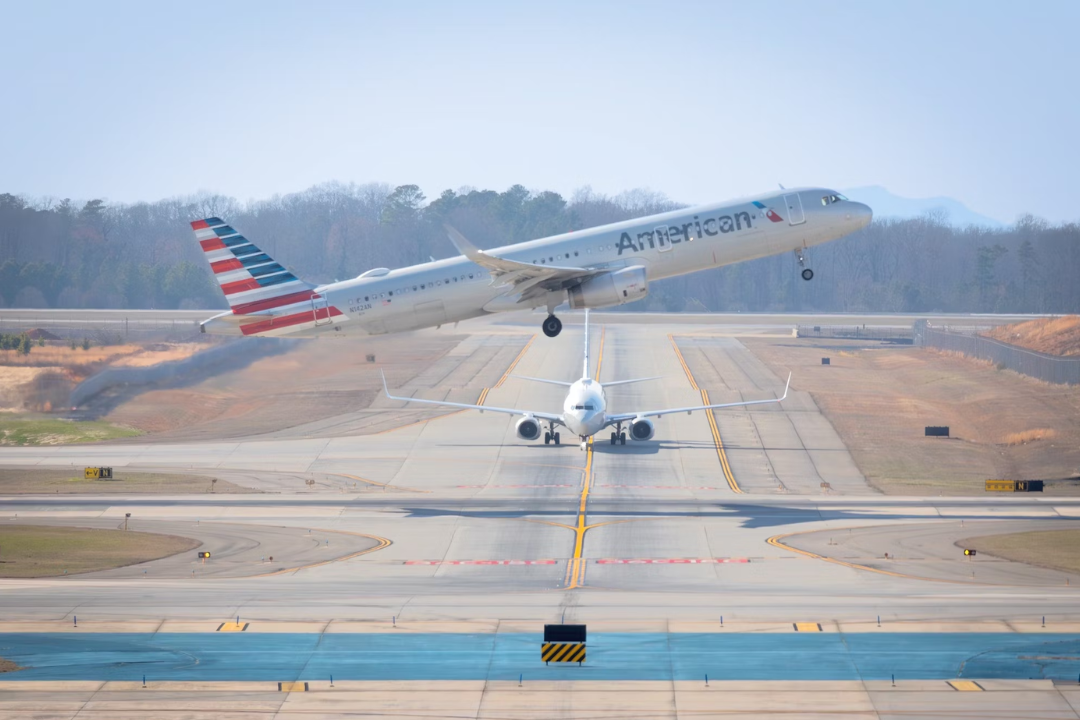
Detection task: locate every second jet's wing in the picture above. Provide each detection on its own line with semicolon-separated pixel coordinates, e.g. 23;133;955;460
606;373;791;423
381;372;563;425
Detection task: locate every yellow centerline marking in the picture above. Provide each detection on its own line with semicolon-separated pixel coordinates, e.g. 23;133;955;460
563;324;604;589
668;334;698;390
701;388;741;494
493;334;536;389
766;529;995;585
670;335;740;493
252;531;392;578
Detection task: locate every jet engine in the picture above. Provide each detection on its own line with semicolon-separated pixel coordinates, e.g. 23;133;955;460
629;417;655;441
515;416;542;441
568;266;648;309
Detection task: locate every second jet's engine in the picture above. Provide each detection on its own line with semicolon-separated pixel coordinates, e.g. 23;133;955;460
568;266;648;309
629;417;655;441
516;416;542;441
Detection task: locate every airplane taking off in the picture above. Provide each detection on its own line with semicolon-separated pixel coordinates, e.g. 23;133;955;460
381;311;790;449
191;189;871;339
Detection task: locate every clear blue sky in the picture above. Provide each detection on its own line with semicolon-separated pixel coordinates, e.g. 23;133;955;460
1;1;1076;223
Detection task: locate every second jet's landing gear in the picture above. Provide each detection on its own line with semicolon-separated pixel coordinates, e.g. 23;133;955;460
609;423;627;445
542;314;563;338
795;247;814;281
544;427;561;445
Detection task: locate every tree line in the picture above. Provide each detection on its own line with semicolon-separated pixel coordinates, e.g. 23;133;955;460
0;185;1077;314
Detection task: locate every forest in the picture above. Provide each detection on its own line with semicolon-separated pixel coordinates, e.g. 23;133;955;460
0;183;1077;314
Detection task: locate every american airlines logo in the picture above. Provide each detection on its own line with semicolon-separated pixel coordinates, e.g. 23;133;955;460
616;207;763;255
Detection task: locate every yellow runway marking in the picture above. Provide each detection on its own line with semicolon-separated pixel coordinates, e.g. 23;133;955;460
793;622;822;632
562;325;605;589
494;334;536;389
948;680;983;691
216;622;248;632
252;532;392;578
766;528;1003;585
701;388;741;494
670;335;740;493
278;681;308;692
668;334;698;390
477;387;490;405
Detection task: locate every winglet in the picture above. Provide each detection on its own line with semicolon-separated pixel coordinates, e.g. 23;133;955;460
380;369;391;398
781;372;791;401
444;224;485;262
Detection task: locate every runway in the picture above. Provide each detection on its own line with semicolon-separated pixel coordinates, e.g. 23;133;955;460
1;316;1078;717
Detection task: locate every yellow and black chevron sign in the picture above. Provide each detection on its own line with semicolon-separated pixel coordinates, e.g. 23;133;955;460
542;642;586;663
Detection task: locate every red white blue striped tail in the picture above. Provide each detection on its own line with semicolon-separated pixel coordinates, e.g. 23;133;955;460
192;218;339;336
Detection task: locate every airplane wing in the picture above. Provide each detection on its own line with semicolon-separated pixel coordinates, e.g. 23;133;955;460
601;376;663;387
445;225;604;303
381;372;564;425
606;373;791;423
509;375;574;387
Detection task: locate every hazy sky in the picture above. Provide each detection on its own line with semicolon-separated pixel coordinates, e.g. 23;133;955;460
1;1;1076;223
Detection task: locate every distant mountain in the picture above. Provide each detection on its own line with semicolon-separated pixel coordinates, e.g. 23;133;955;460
841;185;1006;228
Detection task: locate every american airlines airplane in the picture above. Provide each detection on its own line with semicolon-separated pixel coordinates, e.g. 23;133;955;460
382;310;790;449
191;188;870;339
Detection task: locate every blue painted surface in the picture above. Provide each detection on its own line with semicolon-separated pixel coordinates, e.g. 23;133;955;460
1;633;1079;682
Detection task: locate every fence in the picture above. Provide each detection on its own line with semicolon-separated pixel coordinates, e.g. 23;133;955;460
914;321;1080;385
795;325;913;343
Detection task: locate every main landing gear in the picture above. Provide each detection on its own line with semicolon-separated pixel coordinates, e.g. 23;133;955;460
609;422;626;445
542;314;563;338
544;428;561;445
795;248;814;281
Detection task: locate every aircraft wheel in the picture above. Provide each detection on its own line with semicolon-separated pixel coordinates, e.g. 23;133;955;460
544;432;551;445
554;432;560;445
620;433;626;445
801;268;814;281
542;315;563;337
610;432;617;445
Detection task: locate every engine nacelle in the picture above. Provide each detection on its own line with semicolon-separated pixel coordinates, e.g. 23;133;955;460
516;416;542;441
629;417;655;441
568;266;648;309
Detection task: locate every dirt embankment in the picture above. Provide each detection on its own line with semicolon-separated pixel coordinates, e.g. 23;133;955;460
745;338;1080;495
984;316;1080;356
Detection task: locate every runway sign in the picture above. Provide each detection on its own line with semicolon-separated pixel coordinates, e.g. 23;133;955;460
793;623;822;632
964;549;977;556
84;467;113;479
198;551;211;559
541;642;586;663
278;681;308;692
948;680;983;691
925;426;950;437
544;624;586;643
985;479;1043;492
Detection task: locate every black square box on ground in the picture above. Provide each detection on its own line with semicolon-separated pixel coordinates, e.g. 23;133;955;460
544;624;586;643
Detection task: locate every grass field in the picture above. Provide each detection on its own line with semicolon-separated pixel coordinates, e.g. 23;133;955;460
0;525;200;577
965;529;1080;575
0;417;141;446
0;468;257;494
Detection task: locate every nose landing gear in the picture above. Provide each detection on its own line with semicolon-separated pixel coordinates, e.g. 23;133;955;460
795;248;814;281
542;314;563;338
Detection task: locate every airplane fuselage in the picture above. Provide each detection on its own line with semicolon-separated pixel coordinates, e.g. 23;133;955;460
201;187;871;337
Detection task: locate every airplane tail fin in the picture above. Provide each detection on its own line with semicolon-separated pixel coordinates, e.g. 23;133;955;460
191;217;315;314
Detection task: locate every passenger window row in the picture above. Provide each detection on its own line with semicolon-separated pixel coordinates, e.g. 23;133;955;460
362;272;480;303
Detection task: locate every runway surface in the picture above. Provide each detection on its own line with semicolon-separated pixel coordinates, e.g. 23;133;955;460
1;315;1078;716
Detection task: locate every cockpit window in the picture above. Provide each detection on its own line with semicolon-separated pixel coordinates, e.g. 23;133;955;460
584;404;595;410
821;194;847;206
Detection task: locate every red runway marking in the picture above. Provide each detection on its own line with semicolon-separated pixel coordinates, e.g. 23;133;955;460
594;558;749;564
404;559;558;565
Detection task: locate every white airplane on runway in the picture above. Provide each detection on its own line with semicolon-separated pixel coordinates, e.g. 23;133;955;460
191;189;870;339
381;311;790;449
